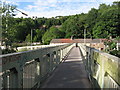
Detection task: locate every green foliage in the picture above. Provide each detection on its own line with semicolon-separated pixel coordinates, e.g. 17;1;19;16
92;2;120;38
61;14;86;38
104;39;117;53
2;3;17;48
2;48;16;54
109;50;120;58
42;26;65;44
25;34;31;42
17;48;29;52
85;8;98;38
1;1;120;54
12;43;28;47
33;29;45;42
60;2;119;39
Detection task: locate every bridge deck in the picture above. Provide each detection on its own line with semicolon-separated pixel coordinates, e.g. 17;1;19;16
41;47;92;88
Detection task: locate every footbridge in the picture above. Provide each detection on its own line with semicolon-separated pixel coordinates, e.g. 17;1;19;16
0;43;120;89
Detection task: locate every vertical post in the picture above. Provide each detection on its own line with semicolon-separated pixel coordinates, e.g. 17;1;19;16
9;69;18;88
17;64;24;88
60;49;63;61
31;29;32;46
101;56;105;89
50;53;54;72
2;72;8;88
57;50;60;64
84;28;86;45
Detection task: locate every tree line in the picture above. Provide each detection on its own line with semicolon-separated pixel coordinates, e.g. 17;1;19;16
1;1;120;47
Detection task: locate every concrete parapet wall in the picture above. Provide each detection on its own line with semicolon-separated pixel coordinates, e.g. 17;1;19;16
79;43;120;89
17;44;67;51
0;44;74;88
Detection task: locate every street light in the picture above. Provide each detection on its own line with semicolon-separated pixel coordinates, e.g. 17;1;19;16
31;16;37;46
31;29;35;46
14;8;37;47
15;8;28;16
84;27;86;45
84;25;88;46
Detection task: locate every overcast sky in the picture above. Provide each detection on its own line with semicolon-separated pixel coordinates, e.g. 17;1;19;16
2;0;119;18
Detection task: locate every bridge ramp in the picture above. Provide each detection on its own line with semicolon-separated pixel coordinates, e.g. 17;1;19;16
41;47;92;88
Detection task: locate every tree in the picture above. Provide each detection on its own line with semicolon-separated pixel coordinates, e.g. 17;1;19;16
33;29;45;42
85;8;98;38
92;2;119;38
42;26;65;44
2;2;17;48
61;14;86;38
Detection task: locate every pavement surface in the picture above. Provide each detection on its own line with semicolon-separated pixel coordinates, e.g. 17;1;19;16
41;47;92;88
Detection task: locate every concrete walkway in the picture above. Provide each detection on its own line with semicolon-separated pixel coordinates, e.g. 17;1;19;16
41;47;92;88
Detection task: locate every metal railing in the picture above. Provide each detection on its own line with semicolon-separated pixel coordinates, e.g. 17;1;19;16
79;43;120;89
0;43;74;88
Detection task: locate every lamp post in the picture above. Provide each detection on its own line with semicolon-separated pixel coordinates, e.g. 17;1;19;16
84;25;88;46
84;27;86;45
31;29;36;46
31;16;37;46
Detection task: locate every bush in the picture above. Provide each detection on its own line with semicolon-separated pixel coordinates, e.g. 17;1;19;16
17;48;30;52
12;43;29;47
2;48;16;54
109;50;120;58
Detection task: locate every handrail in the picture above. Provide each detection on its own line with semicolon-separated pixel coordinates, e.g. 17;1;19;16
0;43;74;88
78;43;120;89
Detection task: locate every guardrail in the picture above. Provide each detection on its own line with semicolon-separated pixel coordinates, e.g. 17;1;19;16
17;44;66;51
0;43;74;88
79;43;120;89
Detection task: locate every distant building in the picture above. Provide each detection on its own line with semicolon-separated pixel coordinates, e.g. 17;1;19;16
50;39;106;50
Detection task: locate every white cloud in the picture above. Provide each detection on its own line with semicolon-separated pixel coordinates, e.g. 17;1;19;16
14;2;100;18
1;0;19;5
3;0;119;3
59;0;96;2
9;0;118;18
2;0;93;3
27;5;37;9
99;0;119;2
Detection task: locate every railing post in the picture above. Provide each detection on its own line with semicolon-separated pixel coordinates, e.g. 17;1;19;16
63;48;65;58
56;50;59;64
17;67;23;88
50;53;54;72
57;50;61;64
101;56;105;89
9;68;18;88
2;71;9;88
34;58;41;86
60;49;63;61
